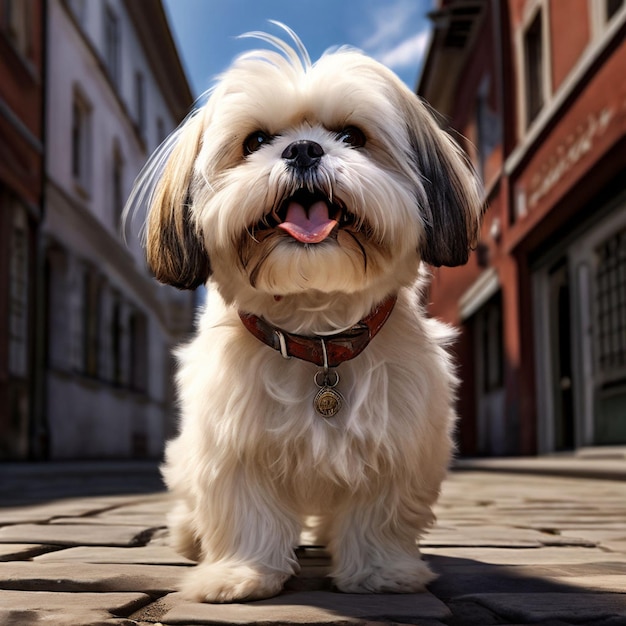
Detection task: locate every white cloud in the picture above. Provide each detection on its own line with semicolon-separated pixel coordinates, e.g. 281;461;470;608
361;0;419;51
351;0;433;79
376;30;430;70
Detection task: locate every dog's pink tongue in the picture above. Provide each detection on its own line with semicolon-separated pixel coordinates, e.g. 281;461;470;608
278;200;337;243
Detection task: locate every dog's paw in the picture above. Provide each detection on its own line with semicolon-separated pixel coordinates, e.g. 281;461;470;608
181;562;289;603
334;557;436;594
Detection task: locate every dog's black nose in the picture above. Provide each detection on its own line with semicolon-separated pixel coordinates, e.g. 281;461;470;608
281;140;324;168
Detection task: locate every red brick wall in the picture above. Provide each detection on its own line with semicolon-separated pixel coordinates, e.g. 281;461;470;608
549;0;591;90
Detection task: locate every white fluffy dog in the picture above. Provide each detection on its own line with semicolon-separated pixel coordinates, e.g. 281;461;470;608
129;26;482;603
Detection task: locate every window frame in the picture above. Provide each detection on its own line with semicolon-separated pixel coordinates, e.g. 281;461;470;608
71;88;92;194
103;3;120;86
515;0;553;137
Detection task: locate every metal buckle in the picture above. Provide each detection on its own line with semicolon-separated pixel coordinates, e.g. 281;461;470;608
274;329;291;360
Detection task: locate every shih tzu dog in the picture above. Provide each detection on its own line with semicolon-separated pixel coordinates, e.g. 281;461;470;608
128;25;482;603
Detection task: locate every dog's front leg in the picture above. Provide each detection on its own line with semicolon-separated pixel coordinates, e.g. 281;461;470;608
179;467;301;603
328;487;436;594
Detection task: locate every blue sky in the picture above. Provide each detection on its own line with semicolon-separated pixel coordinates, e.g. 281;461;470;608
162;0;436;97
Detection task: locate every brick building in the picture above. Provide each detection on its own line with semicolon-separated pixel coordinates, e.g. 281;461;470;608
418;0;625;455
0;0;45;458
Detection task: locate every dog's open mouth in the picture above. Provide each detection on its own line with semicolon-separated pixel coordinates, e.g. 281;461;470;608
262;189;352;244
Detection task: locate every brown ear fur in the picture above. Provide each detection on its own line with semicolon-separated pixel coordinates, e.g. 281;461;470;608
146;113;210;290
403;97;483;267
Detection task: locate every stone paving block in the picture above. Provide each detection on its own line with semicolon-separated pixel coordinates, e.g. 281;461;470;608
428;556;626;578
148;526;170;546
551;574;626;593
460;592;626;623
156;590;451;624
0;494;160;524
49;514;166;527
106;499;173;516
0;543;56;560
529;534;596;547
0;501;110;525
34;544;194;565
524;562;626;576
521;520;626;531
0;589;150;626
0;522;148;546
429;573;569;599
559;529;626;543
496;506;626;516
602;540;626;553
430;565;626;598
423;546;626;565
425;525;595;548
0;561;184;594
422;525;543;548
445;598;505;626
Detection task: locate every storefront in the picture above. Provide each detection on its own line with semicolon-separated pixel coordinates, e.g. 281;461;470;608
510;32;626;453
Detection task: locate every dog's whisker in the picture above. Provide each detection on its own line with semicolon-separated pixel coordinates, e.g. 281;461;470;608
344;230;368;273
245;226;260;244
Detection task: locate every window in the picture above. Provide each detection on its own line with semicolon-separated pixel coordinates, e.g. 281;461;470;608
129;311;148;392
112;145;124;229
71;91;92;192
104;5;120;85
135;71;146;138
111;298;124;386
82;270;101;378
1;0;30;57
68;0;86;26
606;0;624;20
479;294;504;393
156;117;166;147
595;227;626;384
475;75;500;183
523;11;545;126
44;247;69;371
8;204;30;378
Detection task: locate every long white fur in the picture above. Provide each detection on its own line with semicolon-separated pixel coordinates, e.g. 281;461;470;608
132;25;482;602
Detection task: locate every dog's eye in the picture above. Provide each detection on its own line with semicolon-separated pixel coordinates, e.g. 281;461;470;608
337;127;366;148
244;131;273;155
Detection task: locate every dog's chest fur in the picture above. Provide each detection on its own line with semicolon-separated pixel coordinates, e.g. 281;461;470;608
173;287;456;498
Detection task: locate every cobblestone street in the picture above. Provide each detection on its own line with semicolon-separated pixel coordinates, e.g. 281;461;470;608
0;461;625;625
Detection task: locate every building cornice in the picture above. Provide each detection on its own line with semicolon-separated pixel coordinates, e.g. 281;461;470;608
459;266;499;321
504;11;625;176
0;97;43;153
416;1;485;114
45;177;169;331
124;0;193;122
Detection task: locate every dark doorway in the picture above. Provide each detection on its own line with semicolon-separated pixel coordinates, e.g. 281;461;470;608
548;259;575;450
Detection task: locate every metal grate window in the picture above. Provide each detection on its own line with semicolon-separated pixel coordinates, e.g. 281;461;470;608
595;227;626;382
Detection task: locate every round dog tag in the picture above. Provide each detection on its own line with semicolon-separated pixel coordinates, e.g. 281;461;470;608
314;386;343;418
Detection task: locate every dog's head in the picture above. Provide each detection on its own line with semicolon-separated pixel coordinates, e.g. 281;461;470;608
131;27;482;303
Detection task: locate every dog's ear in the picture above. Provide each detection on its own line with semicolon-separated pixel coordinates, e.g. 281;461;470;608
402;96;483;267
145;112;211;290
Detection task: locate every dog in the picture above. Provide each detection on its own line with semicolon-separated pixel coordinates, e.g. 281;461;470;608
128;25;482;603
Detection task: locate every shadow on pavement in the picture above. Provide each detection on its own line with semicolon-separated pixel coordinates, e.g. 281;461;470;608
0;461;165;507
426;553;626;625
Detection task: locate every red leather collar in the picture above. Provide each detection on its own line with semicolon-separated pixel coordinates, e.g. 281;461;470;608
239;295;397;367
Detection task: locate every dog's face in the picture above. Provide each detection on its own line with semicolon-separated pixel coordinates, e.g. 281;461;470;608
137;35;482;304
